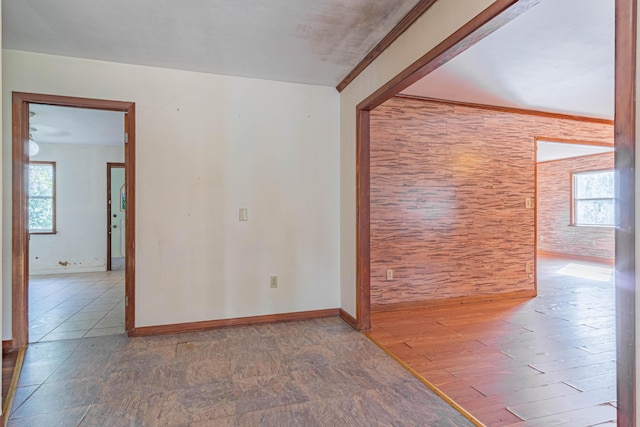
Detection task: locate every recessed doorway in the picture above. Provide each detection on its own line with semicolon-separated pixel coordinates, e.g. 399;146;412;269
12;92;136;348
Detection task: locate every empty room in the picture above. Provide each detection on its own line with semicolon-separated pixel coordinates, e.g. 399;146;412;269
1;0;639;426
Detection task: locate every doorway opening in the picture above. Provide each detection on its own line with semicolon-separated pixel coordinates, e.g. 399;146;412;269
107;162;126;272
354;0;633;425
12;92;136;348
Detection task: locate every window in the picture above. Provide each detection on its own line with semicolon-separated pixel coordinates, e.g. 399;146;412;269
572;170;614;226
28;161;56;234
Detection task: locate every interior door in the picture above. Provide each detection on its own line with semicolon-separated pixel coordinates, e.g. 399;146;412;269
107;163;125;270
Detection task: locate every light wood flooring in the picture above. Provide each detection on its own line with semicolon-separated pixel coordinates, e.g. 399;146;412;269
367;255;616;426
7;317;474;426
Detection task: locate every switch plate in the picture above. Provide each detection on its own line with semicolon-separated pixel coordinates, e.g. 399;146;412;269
525;261;534;273
270;276;278;288
525;197;533;209
239;208;248;221
386;269;393;280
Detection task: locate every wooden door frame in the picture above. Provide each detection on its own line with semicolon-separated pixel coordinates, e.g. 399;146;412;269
106;162;126;272
354;0;543;331
355;0;635;423
11;92;137;347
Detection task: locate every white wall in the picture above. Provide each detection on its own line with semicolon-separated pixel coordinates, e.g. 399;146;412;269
2;50;340;335
338;0;495;316
29;142;124;275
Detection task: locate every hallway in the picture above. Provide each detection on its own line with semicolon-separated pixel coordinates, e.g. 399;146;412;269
367;255;616;426
28;271;125;342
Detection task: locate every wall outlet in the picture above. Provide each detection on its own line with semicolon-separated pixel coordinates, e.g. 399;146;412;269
386;269;393;280
270;276;278;288
239;208;248;221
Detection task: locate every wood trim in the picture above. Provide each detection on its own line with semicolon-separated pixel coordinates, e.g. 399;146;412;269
11;92;136;347
397;95;614;125
357;0;542;112
356;0;540;334
537;152;615;165
2;341;12;352
336;0;438;92
371;290;537;313
356;109;371;331
534;136;614;148
364;334;485;427
130;309;341;337
614;0;637;424
123;110;136;334
12;94;30;349
2;346;25;423
536;251;615;266
106;162;125;272
339;309;357;329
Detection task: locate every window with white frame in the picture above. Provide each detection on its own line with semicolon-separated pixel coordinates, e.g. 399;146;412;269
572;170;614;226
28;161;56;234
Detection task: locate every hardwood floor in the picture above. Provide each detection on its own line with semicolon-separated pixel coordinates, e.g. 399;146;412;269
7;317;474;426
367;255;616;426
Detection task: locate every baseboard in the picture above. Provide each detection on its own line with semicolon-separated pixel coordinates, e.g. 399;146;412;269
131;308;341;337
339;309;357;329
2;340;12;352
371;290;537;313
29;265;107;276
537;251;614;266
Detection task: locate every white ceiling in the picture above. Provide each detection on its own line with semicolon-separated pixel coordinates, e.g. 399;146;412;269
402;0;614;119
29;104;125;146
3;0;420;87
537;141;613;163
7;1;615;142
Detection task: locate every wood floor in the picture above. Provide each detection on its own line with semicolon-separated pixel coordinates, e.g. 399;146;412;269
7;317;474;426
367;255;616;426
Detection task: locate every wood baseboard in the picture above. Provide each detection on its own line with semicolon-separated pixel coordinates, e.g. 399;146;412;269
371;290;537;313
339;309;358;330
2;341;13;352
537;251;615;266
131;308;341;337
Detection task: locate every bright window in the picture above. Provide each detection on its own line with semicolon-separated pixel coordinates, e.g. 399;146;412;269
28;161;56;234
572;170;614;226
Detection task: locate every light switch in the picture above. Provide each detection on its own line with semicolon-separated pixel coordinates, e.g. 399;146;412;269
525;197;533;209
239;208;248;221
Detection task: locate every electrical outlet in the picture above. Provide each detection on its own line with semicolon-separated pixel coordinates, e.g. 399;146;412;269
386;269;393;280
239;208;248;221
270;276;278;288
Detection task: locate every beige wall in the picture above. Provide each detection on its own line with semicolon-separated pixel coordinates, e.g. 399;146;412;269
29;143;125;275
338;0;495;316
2;50;340;335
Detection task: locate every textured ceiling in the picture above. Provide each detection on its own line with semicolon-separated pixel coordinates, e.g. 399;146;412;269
3;0;420;86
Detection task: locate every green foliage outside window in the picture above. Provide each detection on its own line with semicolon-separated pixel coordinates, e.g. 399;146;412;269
29;162;55;232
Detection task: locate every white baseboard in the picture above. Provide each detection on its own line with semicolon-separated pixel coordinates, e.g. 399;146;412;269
29;265;107;276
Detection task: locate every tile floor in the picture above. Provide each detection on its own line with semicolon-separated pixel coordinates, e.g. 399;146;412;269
7;318;474;426
28;271;125;343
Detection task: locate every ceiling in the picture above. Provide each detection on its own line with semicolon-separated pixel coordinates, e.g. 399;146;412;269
537;141;613;163
29;104;125;146
7;0;615;145
402;0;615;119
3;0;420;87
